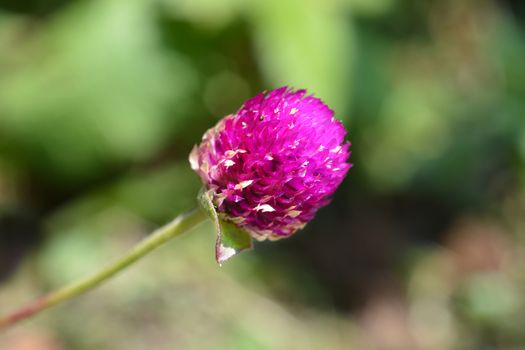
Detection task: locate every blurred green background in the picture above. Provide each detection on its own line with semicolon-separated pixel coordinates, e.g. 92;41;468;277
0;0;524;349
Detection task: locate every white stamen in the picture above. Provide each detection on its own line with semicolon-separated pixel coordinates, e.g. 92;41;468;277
189;146;199;171
224;149;247;158
234;180;254;190
287;210;302;218
254;204;275;212
330;145;342;153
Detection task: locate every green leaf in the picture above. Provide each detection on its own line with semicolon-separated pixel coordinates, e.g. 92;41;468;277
199;189;253;265
0;0;197;183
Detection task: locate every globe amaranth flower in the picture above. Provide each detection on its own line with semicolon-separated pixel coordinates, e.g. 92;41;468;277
190;87;351;241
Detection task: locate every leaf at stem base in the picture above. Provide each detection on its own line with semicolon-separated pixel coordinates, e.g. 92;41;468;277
198;189;253;265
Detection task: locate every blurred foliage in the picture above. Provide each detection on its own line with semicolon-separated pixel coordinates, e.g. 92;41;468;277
0;0;525;349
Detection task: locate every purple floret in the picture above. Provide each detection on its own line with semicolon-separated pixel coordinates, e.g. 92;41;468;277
190;87;351;240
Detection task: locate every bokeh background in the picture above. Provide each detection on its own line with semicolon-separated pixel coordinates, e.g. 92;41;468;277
0;0;524;349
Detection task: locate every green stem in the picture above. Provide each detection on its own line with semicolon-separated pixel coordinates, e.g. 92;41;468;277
0;208;208;330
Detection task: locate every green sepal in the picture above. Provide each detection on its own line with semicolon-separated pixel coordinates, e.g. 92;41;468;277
198;189;253;265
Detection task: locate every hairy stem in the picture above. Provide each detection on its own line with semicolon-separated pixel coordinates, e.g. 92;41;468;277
0;208;207;330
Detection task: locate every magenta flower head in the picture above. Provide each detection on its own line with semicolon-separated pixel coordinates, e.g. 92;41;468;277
190;87;351;241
